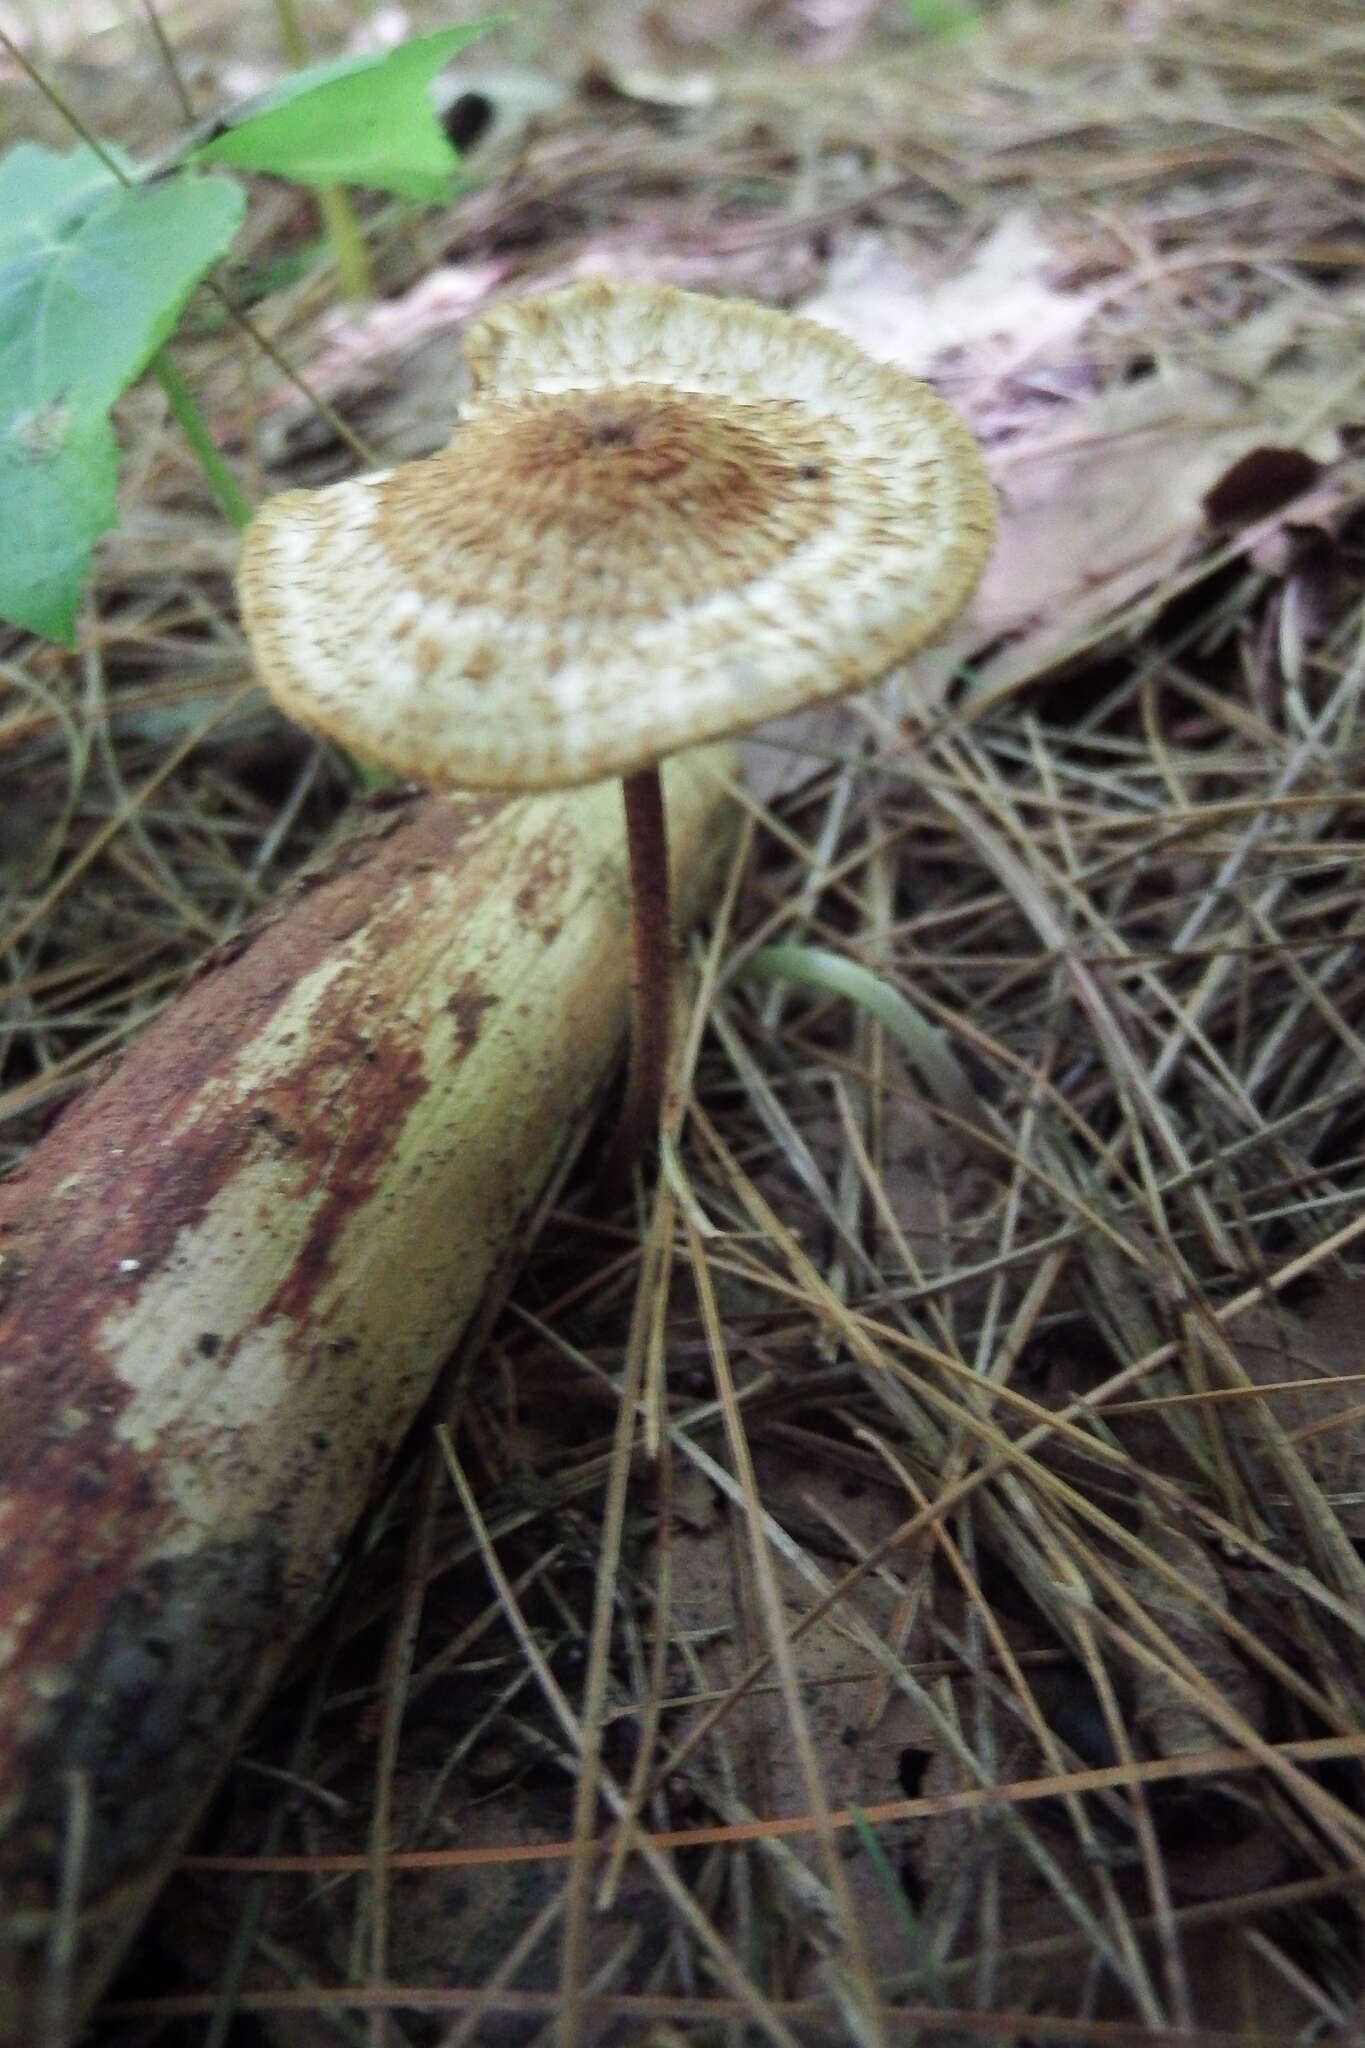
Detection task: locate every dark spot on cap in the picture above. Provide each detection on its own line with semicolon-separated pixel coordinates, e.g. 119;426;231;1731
586;418;638;449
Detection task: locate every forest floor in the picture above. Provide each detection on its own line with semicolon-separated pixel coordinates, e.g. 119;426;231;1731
6;0;1365;2040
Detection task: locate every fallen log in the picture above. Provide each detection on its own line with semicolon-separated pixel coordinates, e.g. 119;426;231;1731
0;749;736;2040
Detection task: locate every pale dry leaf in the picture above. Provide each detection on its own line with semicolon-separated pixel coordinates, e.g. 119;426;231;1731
0;0;128;61
576;0;873;92
1229;1278;1365;1538
778;0;884;61
249;264;511;471
656;1448;939;1976
916;292;1363;711
1131;1514;1264;1763
562;236;822;305
1124;1514;1291;1907
909;1649;1104;2009
1162;1923;1328;2034
240;1765;661;2048
745;213;1096;779
803;213;1100;385
576;0;761;99
290;261;510;406
801;1085;986;1270
739;698;872;804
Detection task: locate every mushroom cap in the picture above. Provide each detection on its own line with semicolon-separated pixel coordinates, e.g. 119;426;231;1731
238;279;994;790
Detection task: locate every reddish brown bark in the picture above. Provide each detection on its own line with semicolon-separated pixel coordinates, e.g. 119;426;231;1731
0;757;734;2038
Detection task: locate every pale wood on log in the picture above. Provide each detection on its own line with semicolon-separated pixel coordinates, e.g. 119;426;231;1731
0;751;735;2039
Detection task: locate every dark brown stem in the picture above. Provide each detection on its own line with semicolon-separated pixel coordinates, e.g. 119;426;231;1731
597;765;673;1196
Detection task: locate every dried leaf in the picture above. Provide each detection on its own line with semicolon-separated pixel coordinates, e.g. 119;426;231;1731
803;213;1099;382
1131;1516;1263;1763
922;297;1360;710
1229;1279;1365;1538
657;1450;941;1978
808;236;1363;717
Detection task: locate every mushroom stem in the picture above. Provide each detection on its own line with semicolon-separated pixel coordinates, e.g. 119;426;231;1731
598;765;674;1193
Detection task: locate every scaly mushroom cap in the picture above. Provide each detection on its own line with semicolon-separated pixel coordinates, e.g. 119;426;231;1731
238;280;994;789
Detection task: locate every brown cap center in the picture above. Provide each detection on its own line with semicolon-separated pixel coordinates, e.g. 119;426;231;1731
371;385;838;624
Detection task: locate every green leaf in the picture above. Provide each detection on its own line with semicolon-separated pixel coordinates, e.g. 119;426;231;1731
0;138;132;243
901;0;981;37
0;417;118;644
0;144;244;641
191;23;500;202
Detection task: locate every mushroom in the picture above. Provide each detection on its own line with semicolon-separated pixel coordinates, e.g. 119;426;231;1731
237;279;994;1188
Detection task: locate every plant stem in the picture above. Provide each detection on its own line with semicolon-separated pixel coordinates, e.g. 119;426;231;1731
151;349;252;531
316;184;375;303
598;766;673;1194
268;0;375;301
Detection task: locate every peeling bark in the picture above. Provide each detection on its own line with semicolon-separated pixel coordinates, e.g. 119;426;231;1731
0;751;736;2039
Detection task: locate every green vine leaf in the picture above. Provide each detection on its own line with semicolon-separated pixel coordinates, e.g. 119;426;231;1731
191;22;502;201
0;145;244;642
